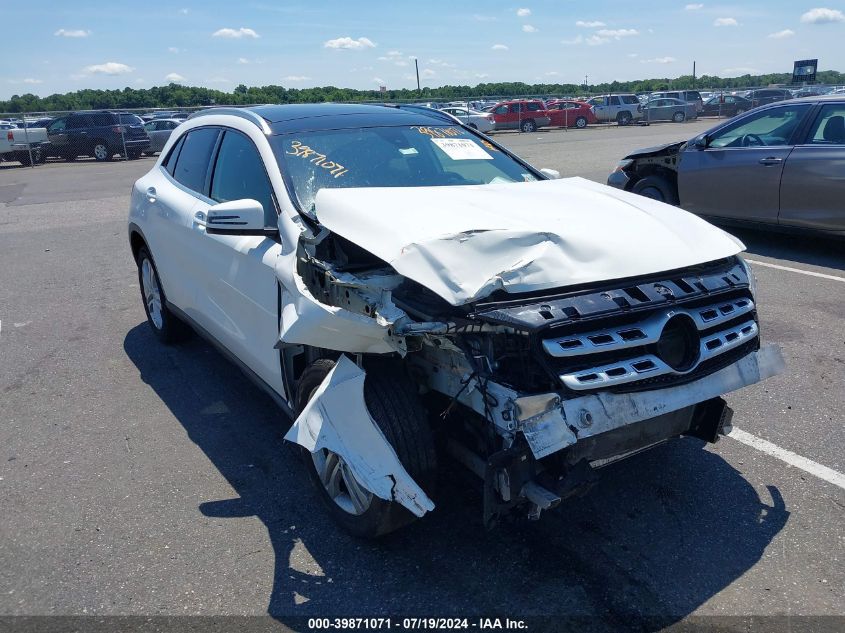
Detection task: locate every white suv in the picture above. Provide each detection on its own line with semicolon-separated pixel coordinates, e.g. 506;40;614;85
128;105;783;537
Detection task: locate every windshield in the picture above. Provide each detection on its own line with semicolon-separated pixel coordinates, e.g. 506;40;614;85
271;125;538;214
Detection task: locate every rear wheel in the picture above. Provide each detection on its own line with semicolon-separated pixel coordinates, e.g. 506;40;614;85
672;111;686;123
127;149;142;160
632;175;678;205
295;358;436;538
617;111;632;126
575;116;588;128
520;119;537;133
92;141;112;162
136;246;189;344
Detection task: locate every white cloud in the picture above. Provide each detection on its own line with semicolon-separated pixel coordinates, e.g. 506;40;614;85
768;29;795;38
372;77;385;85
428;58;456;68
516;8;531;17
561;35;584;45
237;57;250;64
84;62;134;75
24;78;43;84
522;24;538;32
168;47;181;53
685;3;704;10
54;28;90;38
165;73;186;82
642;56;676;64
179;8;189;14
324;36;376;50
545;71;560;76
421;69;436;78
575;20;605;27
628;53;639;58
212;27;260;39
713;17;739;27
596;28;639;38
475;73;489;79
723;67;759;75
284;75;311;82
800;8;844;24
587;35;609;46
377;50;409;66
491;43;509;50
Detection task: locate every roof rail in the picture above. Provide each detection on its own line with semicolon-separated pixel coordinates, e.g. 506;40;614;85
187;107;272;134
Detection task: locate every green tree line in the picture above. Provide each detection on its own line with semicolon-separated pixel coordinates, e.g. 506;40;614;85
3;70;843;113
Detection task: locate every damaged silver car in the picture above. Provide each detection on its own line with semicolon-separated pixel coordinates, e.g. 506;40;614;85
128;104;784;538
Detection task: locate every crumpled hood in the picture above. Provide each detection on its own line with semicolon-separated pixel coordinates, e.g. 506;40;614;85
314;177;744;306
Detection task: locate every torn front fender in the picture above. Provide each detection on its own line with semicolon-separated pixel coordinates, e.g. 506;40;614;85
284;355;435;517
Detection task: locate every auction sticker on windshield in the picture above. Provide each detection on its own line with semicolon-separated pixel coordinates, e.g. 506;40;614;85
431;138;493;160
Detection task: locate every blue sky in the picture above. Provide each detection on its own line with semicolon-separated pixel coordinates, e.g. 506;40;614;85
3;1;844;98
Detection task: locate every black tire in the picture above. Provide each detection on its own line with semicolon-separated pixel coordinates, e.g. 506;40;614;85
672;111;686;123
631;175;678;205
127;150;142;160
575;116;588;128
136;246;189;344
520;119;537;133
295;358;437;538
617;111;632;126
91;140;112;162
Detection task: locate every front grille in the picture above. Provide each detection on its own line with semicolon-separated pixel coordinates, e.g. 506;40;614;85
539;293;759;393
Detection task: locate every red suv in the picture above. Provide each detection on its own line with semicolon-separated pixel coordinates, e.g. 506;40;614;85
545;100;598;128
489;100;552;132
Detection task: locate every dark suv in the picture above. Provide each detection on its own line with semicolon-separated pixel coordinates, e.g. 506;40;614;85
746;89;792;108
46;111;151;161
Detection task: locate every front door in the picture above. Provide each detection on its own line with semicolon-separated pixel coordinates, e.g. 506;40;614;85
677;103;812;223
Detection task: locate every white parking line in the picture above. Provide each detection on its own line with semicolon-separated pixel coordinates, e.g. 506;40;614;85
745;259;845;284
729;428;845;491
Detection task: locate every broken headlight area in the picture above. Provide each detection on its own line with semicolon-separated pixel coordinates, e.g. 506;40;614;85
293;242;780;527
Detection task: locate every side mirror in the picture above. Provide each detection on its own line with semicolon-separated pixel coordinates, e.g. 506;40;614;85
205;199;269;235
691;134;709;150
540;168;562;179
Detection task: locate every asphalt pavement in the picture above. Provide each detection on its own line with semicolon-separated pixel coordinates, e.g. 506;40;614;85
0;123;843;631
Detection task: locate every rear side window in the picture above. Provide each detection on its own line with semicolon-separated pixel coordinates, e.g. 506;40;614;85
66;115;85;129
621;95;639;105
210;130;276;227
526;103;541;111
91;113;113;126
686;91;702;101
172;128;219;193
805;104;845;144
119;114;143;125
163;134;185;175
609;96;621;105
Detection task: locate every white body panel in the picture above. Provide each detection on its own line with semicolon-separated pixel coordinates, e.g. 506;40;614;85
314;177;744;306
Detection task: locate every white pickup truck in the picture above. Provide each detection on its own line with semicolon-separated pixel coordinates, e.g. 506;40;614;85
0;126;49;165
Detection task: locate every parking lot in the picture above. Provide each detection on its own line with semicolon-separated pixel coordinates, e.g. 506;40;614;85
1;121;843;630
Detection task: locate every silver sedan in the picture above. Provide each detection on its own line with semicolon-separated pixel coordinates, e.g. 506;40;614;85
642;98;698;123
143;118;182;155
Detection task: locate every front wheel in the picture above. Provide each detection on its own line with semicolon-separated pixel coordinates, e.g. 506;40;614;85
520;119;537;133
295;358;436;538
617;112;632;126
127;150;142;160
631;175;678;205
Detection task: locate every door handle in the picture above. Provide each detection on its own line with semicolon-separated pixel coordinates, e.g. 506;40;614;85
146;186;156;202
759;157;783;165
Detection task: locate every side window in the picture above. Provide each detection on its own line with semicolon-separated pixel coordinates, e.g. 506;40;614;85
609;96;621;106
622;95;639;104
48;118;67;132
210;131;276;227
66;116;84;130
172;128;219;193
163;134;185;175
91;113;112;126
526;103;541;112
805;104;845;144
144;121;156;132
509;104;521;113
708;104;811;148
494;106;508;115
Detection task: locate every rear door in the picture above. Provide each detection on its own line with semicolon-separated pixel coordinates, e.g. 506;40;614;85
678;103;813;223
778;102;845;232
46;117;69;154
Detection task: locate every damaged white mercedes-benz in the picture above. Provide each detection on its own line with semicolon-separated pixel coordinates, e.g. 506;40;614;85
128;104;784;537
